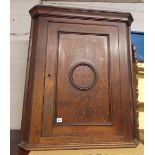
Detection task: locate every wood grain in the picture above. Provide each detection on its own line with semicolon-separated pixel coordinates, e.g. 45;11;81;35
19;5;138;152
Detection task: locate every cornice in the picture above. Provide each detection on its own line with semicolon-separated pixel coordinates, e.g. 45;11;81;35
29;5;134;25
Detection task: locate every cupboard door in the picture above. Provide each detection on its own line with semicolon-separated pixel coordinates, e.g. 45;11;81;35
42;22;123;143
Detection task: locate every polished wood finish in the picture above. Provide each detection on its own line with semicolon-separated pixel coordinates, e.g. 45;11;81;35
11;130;142;155
19;5;138;152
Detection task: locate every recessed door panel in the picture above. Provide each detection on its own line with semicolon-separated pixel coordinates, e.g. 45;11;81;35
42;22;123;140
57;32;111;125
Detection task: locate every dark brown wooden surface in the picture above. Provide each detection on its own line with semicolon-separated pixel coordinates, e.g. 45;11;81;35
11;130;142;155
19;5;138;151
10;130;20;155
42;22;123;139
57;33;110;124
29;5;133;25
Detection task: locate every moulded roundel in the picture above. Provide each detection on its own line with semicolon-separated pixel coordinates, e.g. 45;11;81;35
69;62;97;91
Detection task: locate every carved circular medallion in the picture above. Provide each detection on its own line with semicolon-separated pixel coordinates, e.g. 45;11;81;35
69;62;97;91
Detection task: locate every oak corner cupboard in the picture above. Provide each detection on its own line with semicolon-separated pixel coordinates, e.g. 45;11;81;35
19;5;139;154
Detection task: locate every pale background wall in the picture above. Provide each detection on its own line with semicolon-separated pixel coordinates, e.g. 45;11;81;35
10;0;144;129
